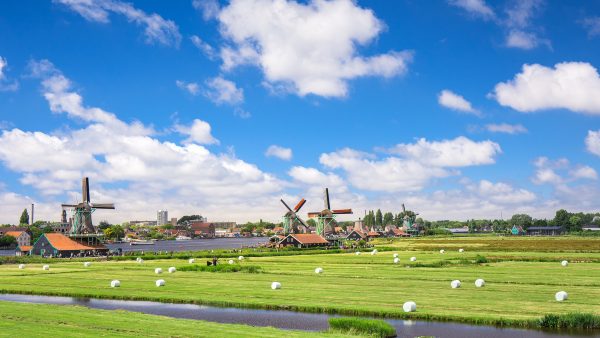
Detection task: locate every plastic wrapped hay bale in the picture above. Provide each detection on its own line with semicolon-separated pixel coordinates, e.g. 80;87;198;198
271;282;281;290
42;265;50;271
238;256;244;261
393;258;400;264
18;264;25;269
83;262;91;267
561;260;568;267
315;267;324;274
440;249;445;254
155;279;166;287
410;257;417;262
393;253;399;258
138;259;144;264
168;267;176;273
355;251;361;256
188;258;195;264
402;301;417;312
475;279;485;288
459;248;464;253
555;291;568;301
110;280;120;287
451;280;461;288
228;259;234;265
155;268;163;274
371;249;378;255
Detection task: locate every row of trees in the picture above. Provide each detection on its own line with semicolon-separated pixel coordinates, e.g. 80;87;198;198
362;209;420;229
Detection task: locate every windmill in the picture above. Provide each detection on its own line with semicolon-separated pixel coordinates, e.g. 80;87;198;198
308;188;352;236
61;177;115;237
401;203;419;231
280;198;309;234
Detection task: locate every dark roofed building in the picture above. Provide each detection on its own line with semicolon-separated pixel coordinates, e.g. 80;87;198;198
527;226;564;236
345;230;367;241
189;221;216;238
278;234;329;248
31;233;108;257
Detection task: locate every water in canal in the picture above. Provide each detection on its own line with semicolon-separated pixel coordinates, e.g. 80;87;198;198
0;294;595;338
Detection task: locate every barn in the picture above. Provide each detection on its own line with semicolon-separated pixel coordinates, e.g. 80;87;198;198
31;233;108;257
277;234;330;248
345;230;367;241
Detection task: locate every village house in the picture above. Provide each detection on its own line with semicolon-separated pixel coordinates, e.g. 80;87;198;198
4;230;31;248
345;230;367;241
31;233;108;257
188;221;216;238
277;234;329;248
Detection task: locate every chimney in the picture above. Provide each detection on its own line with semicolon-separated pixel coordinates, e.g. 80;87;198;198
31;203;34;225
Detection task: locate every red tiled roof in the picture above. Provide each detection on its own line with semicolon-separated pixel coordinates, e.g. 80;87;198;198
45;233;95;251
5;231;25;238
289;234;329;244
18;245;32;252
367;231;380;237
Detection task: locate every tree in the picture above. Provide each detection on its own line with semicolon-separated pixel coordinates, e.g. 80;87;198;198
0;235;17;248
306;219;317;228
98;220;111;230
375;209;383;227
553;209;571;227
104;224;124;240
510;214;532;229
569;215;583;232
177;215;203;224
383;212;394;226
19;209;29;225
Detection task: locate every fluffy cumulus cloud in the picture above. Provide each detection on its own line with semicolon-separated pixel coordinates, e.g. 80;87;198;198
0;56;18;92
55;0;182;47
438;90;479;115
0;60;284;223
204;76;244;105
586;130;600;156
468;179;536;204
265;145;292;161
176;80;200;95
485;123;527;134
532;157;597;185
448;0;495;20
492;62;600;115
192;0;220;21
216;0;412;97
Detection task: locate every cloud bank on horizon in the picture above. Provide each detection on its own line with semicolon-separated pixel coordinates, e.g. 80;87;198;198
0;0;599;224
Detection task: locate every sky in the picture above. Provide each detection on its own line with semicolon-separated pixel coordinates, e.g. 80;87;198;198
0;0;599;224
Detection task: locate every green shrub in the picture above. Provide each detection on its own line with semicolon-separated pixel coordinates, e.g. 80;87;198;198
178;264;262;273
538;313;600;329
474;255;488;264
328;317;396;337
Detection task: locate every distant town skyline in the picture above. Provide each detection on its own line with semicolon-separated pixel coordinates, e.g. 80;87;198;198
0;0;599;224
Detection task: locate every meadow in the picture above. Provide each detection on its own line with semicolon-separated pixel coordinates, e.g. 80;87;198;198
0;236;599;332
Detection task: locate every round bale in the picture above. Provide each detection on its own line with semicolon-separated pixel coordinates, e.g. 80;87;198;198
155;268;163;274
355;251;361;256
271;282;281;290
451;280;461;288
42;265;50;271
393;253;399;258
410;257;417;262
561;260;568;267
188;258;195;264
402;301;417;312
83;262;91;267
371;249;378;255
440;249;445;254
168;267;176;273
110;280;120;288
393;257;400;264
315;267;324;274
18;264;25;269
238;256;244;261
475;279;485;288
459;248;464;253
155;279;166;287
228;259;234;265
555;291;568;301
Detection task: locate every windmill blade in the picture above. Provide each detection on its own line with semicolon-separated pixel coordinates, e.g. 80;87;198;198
92;203;115;209
280;199;294;213
293;198;306;212
332;209;353;214
324;188;331;210
61;204;78;208
294;214;309;229
82;177;91;203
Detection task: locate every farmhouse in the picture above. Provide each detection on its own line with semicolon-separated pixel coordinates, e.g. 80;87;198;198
527;226;565;236
345;230;367;241
15;245;32;256
277;234;329;248
31;233;108;257
511;225;525;235
4;231;31;248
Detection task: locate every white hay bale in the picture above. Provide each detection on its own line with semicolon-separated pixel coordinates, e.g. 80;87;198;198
18;264;25;269
154;268;163;274
451;280;461;288
42;265;49;271
555;291;568;301
83;262;91;267
168;267;176;273
410;257;417;262
561;260;568;267
371;249;378;255
315;267;324;274
238;256;244;261
155;279;166;287
393;257;400;264
475;279;485;288
188;258;195;264
138;259;144;264
110;280;120;287
228;259;234;265
402;301;417;313
440;249;445;254
271;282;281;290
393;253;399;258
459;248;464;253
355;251;361;256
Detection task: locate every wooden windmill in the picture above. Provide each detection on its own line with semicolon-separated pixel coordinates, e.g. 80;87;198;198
281;198;309;234
61;177;115;237
308;188;352;236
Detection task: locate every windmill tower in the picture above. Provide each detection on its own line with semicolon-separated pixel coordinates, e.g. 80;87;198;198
280;198;309;234
61;177;115;245
401;203;419;235
308;188;352;237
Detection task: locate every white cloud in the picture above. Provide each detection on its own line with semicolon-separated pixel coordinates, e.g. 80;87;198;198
288;166;343;187
387;136;501;167
55;0;182;47
505;30;542;50
532;156;597;185
469;179;536;204
448;0;495;20
217;0;412;97
265;145;292;161
174;119;219;145
485;123;527;134
0;56;19;92
204;76;244;105
582;17;600;37
438;89;479;115
190;35;216;59
586;130;600;156
492;62;600;115
570;166;598;180
192;0;220;21
176;80;200;95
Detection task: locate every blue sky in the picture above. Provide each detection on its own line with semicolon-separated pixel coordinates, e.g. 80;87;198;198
0;0;599;224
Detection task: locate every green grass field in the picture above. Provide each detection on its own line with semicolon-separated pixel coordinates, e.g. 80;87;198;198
0;236;599;333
